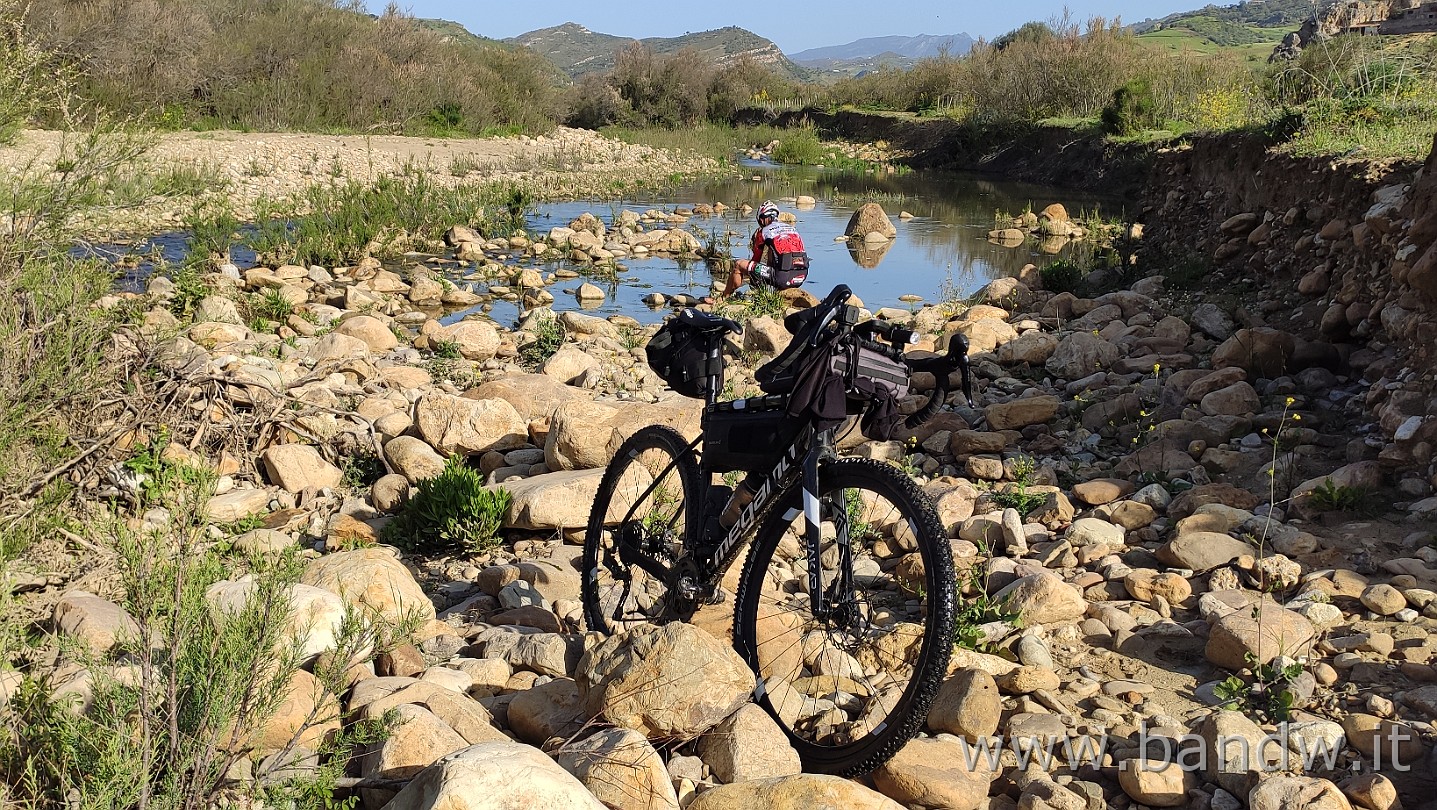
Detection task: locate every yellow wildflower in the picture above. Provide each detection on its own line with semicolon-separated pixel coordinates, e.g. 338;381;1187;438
1292;414;1301;421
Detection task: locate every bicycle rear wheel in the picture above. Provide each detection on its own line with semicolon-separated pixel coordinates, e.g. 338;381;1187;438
733;457;955;776
582;425;702;636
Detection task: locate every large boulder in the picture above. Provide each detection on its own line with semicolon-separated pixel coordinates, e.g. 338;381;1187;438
553;728;679;810
385;436;447;483
383;741;607;810
52;591;139;653
335;315;399;352
1118;759;1198;808
991;572;1086;625
1249;776;1352;810
300;548;436;626
577;623;753;740
1157;532;1257;571
985;395;1060;430
545;398;700;472
362;703;467;779
926;669;1000;743
260;444;342;493
205;579;345;664
540;345;600;385
1046;332;1119;379
687;775;904;810
465;374;587;422
1204;592;1315;670
441;320;501;362
507;677;589;745
415;392;527;456
844;202;897;240
1211;328;1296;378
245;669;339;754
499;469;603;531
871;736;994;810
696;703;801;783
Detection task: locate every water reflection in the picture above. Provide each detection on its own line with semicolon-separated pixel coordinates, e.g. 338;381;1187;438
88;160;1127;327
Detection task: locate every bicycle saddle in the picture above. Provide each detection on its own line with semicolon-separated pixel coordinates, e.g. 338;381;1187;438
677;308;742;335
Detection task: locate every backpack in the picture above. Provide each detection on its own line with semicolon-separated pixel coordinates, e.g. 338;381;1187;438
646;316;725;399
759;222;810;290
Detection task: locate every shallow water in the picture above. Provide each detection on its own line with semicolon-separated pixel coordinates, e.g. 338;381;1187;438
489;159;1124;324
97;159;1125;327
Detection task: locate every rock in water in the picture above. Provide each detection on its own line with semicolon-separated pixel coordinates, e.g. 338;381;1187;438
844;202;897;239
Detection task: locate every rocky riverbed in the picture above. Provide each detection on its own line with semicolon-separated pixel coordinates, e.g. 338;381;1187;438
0;127;722;235
7;179;1437;810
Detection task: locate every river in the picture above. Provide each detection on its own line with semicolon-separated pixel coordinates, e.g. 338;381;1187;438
101;158;1125;326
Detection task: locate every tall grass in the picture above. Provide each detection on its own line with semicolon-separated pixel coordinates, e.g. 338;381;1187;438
602;123;796;161
244;171;533;267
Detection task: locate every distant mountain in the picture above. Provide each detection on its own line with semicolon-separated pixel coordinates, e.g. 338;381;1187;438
790;34;974;78
511;23;810;82
791;34;974;65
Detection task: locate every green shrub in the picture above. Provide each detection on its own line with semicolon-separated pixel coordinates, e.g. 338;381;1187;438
382;456;511;554
770;127;825;165
988;456;1047;515
1039;260;1085;294
250;287;295;322
1102;79;1160;135
519;313;565;370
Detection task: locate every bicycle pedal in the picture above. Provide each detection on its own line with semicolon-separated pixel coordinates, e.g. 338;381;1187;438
703;588;727;606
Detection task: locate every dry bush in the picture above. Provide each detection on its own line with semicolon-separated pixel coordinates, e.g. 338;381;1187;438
611;43;714;128
21;0;561;134
821;14;1253;129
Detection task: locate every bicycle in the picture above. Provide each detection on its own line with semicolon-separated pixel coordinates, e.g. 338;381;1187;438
581;283;974;776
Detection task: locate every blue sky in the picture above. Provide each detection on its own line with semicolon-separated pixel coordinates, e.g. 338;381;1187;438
372;1;1208;53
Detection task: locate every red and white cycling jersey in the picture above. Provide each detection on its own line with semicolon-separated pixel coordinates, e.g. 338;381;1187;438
749;221;806;266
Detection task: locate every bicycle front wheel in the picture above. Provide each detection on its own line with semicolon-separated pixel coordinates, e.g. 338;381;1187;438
733;457;955;776
582;425;701;636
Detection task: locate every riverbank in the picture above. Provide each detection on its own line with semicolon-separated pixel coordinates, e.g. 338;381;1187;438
0;127;726;236
6;122;1437;809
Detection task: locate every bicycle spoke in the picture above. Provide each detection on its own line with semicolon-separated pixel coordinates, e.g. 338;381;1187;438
583;427;700;635
735;458;954;776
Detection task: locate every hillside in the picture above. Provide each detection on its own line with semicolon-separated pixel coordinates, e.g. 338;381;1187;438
415;17;499;48
511;22;810;82
1132;0;1321;43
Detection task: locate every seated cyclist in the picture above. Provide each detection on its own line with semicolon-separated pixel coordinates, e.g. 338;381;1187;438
705;201;809;304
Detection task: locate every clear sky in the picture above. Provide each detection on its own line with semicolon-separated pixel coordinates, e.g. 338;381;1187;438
371;1;1208;53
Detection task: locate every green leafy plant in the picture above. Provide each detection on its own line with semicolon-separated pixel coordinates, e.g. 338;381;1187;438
988;456;1046;515
1039;259;1085;294
341;453;386;490
163;260;210;319
1213;653;1305;722
1102;79;1161;136
519;313;565;369
1306;478;1373;513
950;544;1023;653
382;456;511;554
250;287;296;322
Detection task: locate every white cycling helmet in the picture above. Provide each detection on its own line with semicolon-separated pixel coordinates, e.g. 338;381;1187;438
757;201;780;223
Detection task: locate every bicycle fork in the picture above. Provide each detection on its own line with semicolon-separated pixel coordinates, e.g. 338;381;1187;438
804;442;853;624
